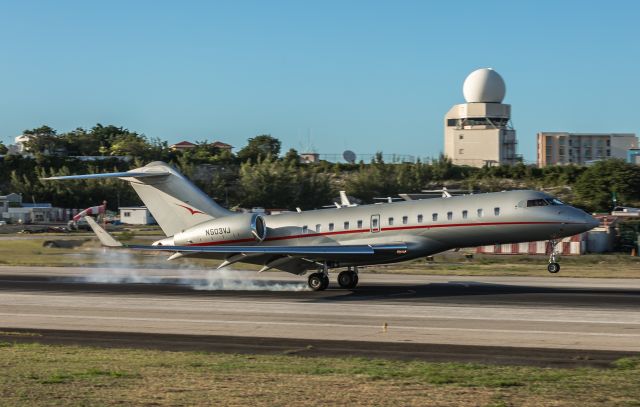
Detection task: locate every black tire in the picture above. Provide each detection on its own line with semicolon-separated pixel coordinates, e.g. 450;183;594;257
547;262;560;274
351;273;359;288
337;271;354;288
320;274;330;290
308;273;327;291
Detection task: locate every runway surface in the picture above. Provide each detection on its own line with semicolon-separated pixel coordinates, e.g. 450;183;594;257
1;266;640;366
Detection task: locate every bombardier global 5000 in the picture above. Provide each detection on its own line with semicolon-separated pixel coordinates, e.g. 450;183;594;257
45;161;599;291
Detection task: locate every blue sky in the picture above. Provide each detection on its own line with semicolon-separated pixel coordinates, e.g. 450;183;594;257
0;0;638;162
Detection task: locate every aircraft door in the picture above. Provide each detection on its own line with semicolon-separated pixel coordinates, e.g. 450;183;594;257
370;214;380;233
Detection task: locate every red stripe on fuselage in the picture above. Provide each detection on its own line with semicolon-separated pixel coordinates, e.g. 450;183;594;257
187;221;570;247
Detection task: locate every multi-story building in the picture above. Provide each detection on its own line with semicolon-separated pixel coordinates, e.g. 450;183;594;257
537;132;638;167
444;68;519;167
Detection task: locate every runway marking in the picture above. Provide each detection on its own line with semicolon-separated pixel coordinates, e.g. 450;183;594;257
2;294;640;325
2;312;640;338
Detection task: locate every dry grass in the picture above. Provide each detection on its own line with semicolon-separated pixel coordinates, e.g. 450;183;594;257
1;343;639;406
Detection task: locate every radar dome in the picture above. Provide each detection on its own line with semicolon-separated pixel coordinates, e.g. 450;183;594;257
462;68;506;103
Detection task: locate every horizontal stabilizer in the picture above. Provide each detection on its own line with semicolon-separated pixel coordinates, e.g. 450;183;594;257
41;171;168;181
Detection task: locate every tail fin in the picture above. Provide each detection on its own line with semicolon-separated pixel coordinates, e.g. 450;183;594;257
43;161;232;236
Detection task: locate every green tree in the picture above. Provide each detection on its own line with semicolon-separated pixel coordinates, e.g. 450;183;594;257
0;143;8;154
284;148;300;165
574;159;640;211
237;135;281;163
236;157;295;208
109;134;152;157
22;125;61;154
60;127;101;156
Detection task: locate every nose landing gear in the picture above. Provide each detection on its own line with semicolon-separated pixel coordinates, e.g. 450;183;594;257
547;239;561;274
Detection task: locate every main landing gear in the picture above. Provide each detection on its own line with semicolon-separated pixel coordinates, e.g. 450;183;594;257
307;265;359;291
547;239;561;274
337;267;359;289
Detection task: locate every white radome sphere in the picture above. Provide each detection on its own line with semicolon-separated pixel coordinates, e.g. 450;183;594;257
462;68;506;103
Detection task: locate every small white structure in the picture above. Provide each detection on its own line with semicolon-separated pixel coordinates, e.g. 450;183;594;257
119;207;156;225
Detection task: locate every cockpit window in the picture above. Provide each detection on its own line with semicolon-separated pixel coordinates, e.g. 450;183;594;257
545;198;564;205
526;199;548;207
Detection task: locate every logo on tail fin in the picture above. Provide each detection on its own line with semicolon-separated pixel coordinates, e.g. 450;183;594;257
176;203;205;215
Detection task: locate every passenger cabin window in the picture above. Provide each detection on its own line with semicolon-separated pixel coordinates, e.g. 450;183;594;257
494;207;500;216
462;210;468;219
388;217;394;226
315;224;321;233
447;211;453;220
302;225;308;233
417;214;423;223
372;218;378;228
432;213;438;221
357;220;363;228
402;216;408;225
344;221;349;230
477;209;484;218
329;223;334;231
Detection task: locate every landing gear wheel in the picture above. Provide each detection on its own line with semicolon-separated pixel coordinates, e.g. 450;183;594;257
547;262;560;274
338;270;358;289
308;272;329;291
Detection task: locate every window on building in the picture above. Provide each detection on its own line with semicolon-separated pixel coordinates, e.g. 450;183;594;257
447;119;457;127
357;220;363;228
459;148;464;155
315;224;321;233
329;223;334;231
447;211;453;220
432;213;438;222
477;208;484;218
606;139;611;147
402;216;408;225
388;217;394;226
459;134;464;140
302;225;308;233
124;212;131;217
417;214;423;223
462;210;468;219
344;221;349;230
494;207;500;216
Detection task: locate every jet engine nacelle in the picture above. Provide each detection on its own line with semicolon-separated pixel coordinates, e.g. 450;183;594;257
169;213;267;246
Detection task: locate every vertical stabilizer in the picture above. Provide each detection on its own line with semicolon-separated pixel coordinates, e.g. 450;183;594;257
43;161;233;237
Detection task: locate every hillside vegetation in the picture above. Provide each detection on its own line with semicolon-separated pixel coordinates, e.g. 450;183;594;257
2;124;639;212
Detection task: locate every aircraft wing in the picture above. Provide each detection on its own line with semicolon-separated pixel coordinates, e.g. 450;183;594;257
125;243;408;257
83;209;408;264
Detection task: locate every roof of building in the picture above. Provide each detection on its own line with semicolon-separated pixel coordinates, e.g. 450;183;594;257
170;141;196;148
211;141;233;148
119;206;149;210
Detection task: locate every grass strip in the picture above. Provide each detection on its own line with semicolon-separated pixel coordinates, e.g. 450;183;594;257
1;342;639;406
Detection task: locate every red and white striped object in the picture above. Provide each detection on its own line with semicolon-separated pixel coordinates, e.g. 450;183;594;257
475;233;587;255
73;204;106;222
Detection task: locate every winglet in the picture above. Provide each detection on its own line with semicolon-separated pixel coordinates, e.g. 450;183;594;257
84;216;123;247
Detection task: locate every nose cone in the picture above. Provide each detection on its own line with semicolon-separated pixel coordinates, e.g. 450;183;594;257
586;214;600;230
562;208;600;235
